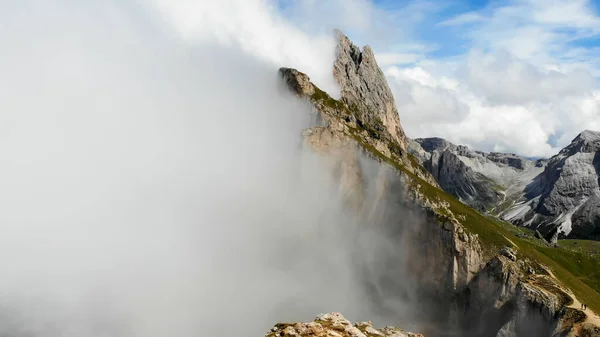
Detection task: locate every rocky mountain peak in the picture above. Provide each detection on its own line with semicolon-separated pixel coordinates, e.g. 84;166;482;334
278;32;440;188
579;129;600;141
505;129;600;239
562;129;600;155
414;137;456;153
332;29;407;151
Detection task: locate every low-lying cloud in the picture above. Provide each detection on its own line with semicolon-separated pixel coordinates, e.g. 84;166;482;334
0;1;427;336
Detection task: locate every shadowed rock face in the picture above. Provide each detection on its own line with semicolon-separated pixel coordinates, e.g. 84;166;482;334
427;149;502;212
408;138;540;213
510;130;600;239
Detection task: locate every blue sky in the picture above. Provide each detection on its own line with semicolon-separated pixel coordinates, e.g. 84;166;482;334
278;0;600;70
372;0;488;57
377;0;600;67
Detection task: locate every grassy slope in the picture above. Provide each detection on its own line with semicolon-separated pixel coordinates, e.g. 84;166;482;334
310;88;600;314
559;240;600;255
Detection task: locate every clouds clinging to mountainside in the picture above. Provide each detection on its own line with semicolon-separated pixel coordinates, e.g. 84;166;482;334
0;1;428;336
154;0;600;158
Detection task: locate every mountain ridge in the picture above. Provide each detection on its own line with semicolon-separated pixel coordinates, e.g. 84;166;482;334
276;29;600;337
408;131;600;241
408;137;545;214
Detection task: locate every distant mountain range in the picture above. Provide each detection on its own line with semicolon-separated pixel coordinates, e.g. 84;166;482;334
408;130;600;241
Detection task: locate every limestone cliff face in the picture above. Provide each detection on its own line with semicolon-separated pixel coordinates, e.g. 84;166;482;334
278;67;437;190
279;60;490;336
278;68;580;337
455;248;578;337
395;210;484;302
278;65;483;299
266;312;424;337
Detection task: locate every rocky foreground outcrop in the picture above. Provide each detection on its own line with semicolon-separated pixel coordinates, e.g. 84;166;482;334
575;323;600;337
278;30;596;337
266;313;424;337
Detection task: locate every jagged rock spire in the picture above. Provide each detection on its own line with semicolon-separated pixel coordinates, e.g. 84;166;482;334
332;29;407;150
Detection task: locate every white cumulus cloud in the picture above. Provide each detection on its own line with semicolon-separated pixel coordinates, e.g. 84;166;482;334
383;0;600;158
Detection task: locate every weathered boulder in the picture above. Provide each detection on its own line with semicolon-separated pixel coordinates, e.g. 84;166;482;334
279;67;315;97
500;246;517;261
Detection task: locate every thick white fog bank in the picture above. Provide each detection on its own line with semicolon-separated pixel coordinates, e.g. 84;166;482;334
150;0;341;97
0;2;417;336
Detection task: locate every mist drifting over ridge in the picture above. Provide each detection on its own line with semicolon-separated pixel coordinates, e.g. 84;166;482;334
0;2;427;336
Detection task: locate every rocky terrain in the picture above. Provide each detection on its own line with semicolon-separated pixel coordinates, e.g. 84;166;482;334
334;31;408;150
276;29;600;337
265;312;424;337
408;138;545;213
505;130;600;240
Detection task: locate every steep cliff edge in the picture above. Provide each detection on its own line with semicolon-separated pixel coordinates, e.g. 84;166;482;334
279;67;437;189
277;30;597;336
